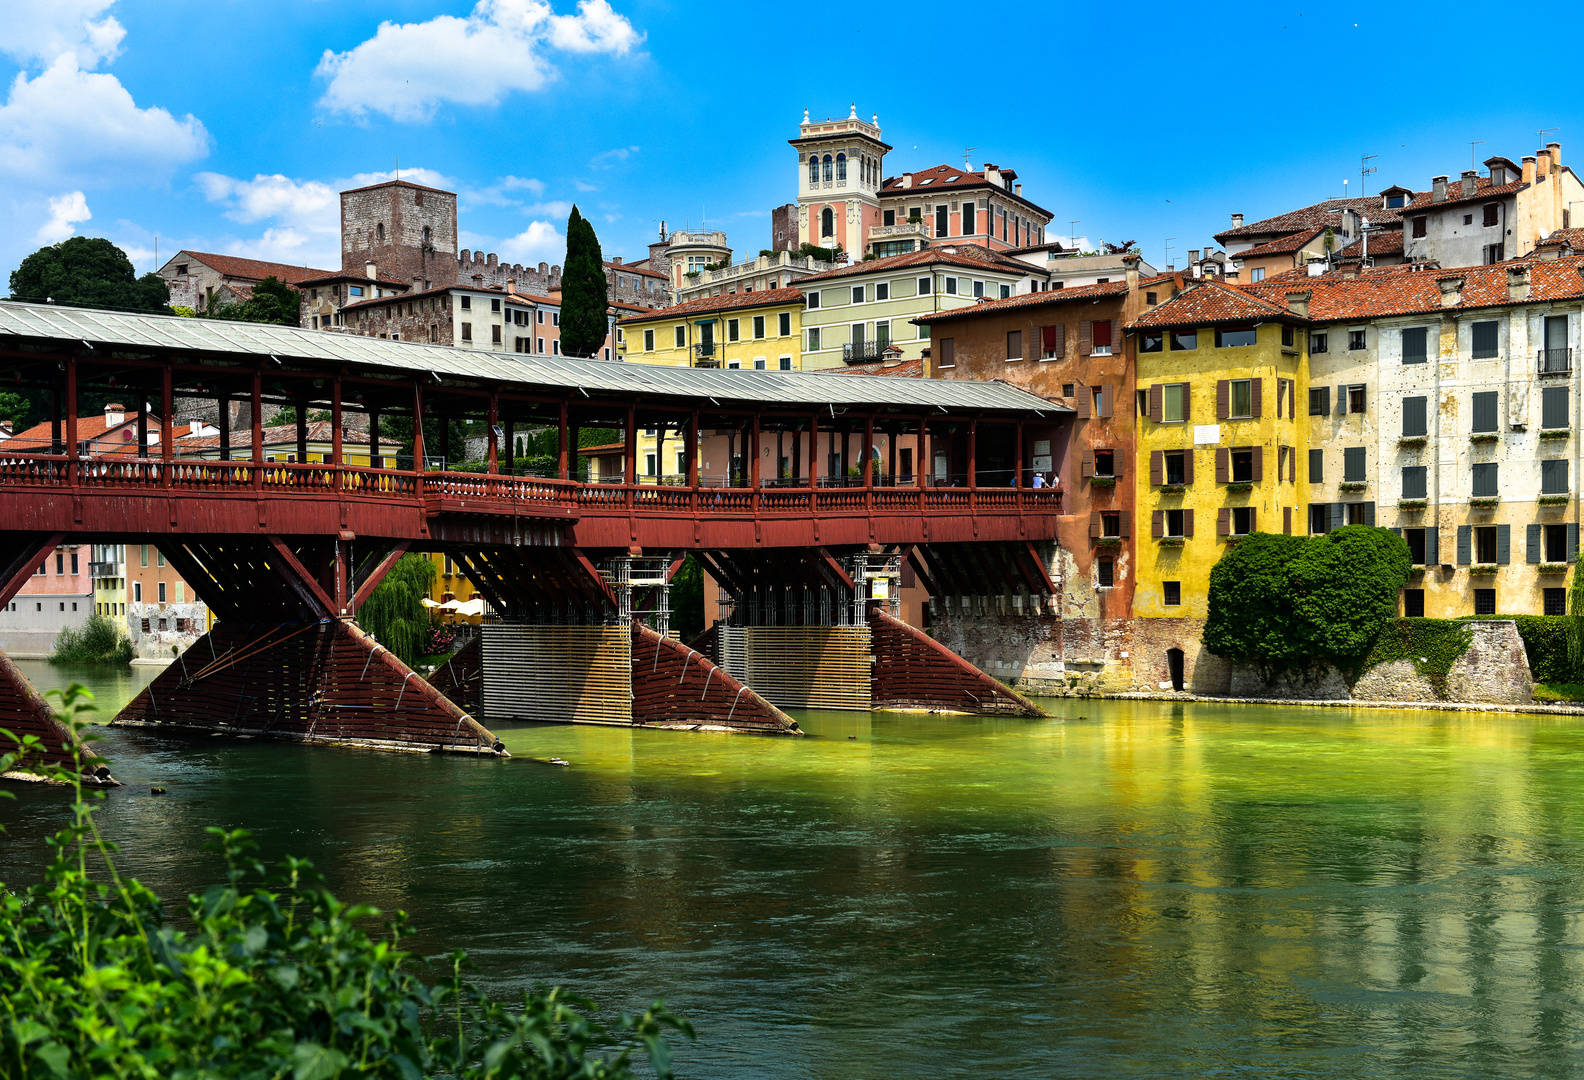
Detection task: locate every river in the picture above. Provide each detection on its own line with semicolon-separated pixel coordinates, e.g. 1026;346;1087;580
3;660;1584;1077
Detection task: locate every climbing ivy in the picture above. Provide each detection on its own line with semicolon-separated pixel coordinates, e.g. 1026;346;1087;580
1360;618;1473;698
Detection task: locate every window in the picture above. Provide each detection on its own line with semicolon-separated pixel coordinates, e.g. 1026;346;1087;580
1346;386;1366;414
55;553;63;575
1229;449;1254;483
1006;330;1023;360
875;283;889;302
1282;325;1295;347
1164;451;1186;485
1231;507;1255;535
753;315;765;339
1412;216;1427;238
1146;291;1158;305
1251;267;1266;282
1170;331;1197;351
71;554;77;574
1401;465;1427;499
1404;589;1426;617
1163;383;1186;423
972;280;985;299
1464;214;1474;226
491;298;501;313
806;290;821;310
1163;581;1181;606
779;356;792;370
461;322;472;342
1215;326;1257;348
1545;523;1570;562
157;582;166;603
1473;589;1496;615
1311;332;1328;353
1309;448;1323;483
133;582;142;602
1484;243;1505;264
1141;333;1163;352
821;207;834;236
1471;320;1498;359
1000;284;1011;299
1545;588;1567;616
728;318;740;342
1162;509;1188;537
851;285;866;305
918;277;932;295
1471;462;1499;497
1473;525;1499;564
964;202;976;234
883;208;895;226
1402;326;1426;363
945;277;957;295
1404;528;1428;564
778;312;791;335
808;327;821;351
1543;386;1569;429
1095;450;1116;477
1097;558;1115;588
809;156;819;184
538;337;546;352
645;453;656;477
491;325;501;344
1229;379;1253;418
836;153;846;181
1471;391;1499;432
1348;329;1366;351
938;337;955;368
1100;511;1122;537
1542;458;1569;495
1483;203;1499;228
642;328;654;351
936;204;949;237
1400;395;1428;437
675;326;686;348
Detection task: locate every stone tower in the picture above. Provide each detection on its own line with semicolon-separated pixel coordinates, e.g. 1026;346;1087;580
340;180;458;291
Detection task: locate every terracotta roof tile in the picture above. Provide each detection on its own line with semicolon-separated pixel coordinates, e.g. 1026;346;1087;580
1130;278;1299;330
800;247;1031;283
1234;226;1328;259
1337;230;1405;258
1214;196;1418;245
914;281;1128;324
607;261;666;280
881;164;1052;217
172;251;337;285
817;357;924;378
1402;177;1526;213
1239;256;1584;321
616;288;805;325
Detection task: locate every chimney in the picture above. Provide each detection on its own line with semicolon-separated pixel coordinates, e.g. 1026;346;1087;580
1284;290;1311;317
612;256;623;265
1508;264;1531;301
0;420;11;438
1231;213;1244;228
1523;155;1538;184
1307;258;1325;277
1438;276;1464;307
1431;176;1448;202
1122;252;1141;293
1548;141;1562;170
901;173;913;189
104;403;125;426
505;277;517;295
365;261;377;280
1014;183;1022;196
1536;238;1564;261
1460;170;1478;198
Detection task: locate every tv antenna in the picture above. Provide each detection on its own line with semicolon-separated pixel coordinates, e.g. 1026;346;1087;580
1360;153;1377;190
1540;127;1560;144
1469;140;1485;170
964;147;977;171
1164;237;1176;269
1070;221;1081;247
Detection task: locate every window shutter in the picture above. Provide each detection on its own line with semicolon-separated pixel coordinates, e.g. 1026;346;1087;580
1283;506;1292;534
1118;511;1131;537
1336;385;1348;416
1089;512;1101;538
1318;386;1331;415
1079;321;1093;356
1150;450;1163;486
1249;507;1257;532
1497;523;1511;564
1183;382;1192;420
1112;451;1124;480
1216;379;1230;419
1215;508;1229;535
1329;503;1344;532
1184;509;1194;536
1570;523;1579;563
1356;386;1367;412
1149;384;1163;422
1275;378;1284;418
1363;501;1375;526
1457;525;1471;564
1183;449;1195;485
1076;389;1091;419
1427;526;1439;564
1081;450;1094;477
1528;523;1542;564
1215;448;1228;483
1110;320;1121;351
1307;503;1319;532
1152;510;1163;538
1251;377;1263;418
1251;446;1263;481
1098;387;1114;418
1054;323;1066;358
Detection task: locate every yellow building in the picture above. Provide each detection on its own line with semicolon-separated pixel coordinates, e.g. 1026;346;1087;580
1130;280;1312;618
618;289;805;372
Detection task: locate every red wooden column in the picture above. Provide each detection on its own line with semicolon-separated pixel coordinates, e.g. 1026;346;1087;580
252;368;264;490
863;415;874;509
917;417;927;489
161;364;174;487
331;376;344;487
65;357;78;486
887;423;897;487
791;421;802;485
557;400;569;480
687;407;700;513
411;382;426;499
750;410;761;512
624;405;637;509
1014;419;1024;507
809;410;820;512
487;393;499;474
967;418;977;511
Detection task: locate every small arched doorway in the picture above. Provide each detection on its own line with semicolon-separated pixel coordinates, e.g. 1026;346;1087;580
821;207;834;237
1166;648;1185;692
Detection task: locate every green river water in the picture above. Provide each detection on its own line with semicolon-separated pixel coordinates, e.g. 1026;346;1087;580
4;660;1584;1077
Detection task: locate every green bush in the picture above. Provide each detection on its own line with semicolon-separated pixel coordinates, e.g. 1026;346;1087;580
0;687;692;1079
1203;532;1308;669
49;612;133;665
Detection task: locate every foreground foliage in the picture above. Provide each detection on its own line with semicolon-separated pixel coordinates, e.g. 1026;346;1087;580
1359;618;1474;698
49;613;134;666
0;687;691;1078
1205;526;1411;676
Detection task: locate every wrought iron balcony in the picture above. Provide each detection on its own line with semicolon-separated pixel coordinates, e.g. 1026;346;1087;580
1539;347;1572;375
843;340;893;364
89;561;121;578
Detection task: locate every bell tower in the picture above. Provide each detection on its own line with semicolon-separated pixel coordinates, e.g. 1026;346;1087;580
789;104;891;257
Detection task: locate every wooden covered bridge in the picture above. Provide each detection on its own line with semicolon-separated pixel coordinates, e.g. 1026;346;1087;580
0;302;1067;780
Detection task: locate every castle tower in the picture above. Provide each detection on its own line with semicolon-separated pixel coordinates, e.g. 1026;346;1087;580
789;104;891;256
340;180;458;290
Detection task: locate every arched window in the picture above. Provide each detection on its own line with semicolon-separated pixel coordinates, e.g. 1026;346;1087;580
823;155;832;182
422;225;432;245
821;207;834;237
376;222;385;243
836;153;847;181
809;156;819;185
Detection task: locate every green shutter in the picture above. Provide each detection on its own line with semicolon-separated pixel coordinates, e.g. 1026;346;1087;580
1426;526;1439;565
1528;523;1543;564
1363;502;1376;526
1457;525;1471;565
1496;523;1511;564
1570;523;1579;564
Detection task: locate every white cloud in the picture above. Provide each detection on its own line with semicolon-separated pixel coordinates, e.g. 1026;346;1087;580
316;0;643;122
343;166;456;192
4;0;124;69
195;172;338;225
35;191;90;243
520;200;574;220
590;145;638;168
498;220;565;265
574;180;599;192
0;56;209;186
465;174;548;207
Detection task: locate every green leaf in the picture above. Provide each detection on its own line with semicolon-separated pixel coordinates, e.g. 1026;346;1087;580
35;1042;71;1077
12;1018;50;1046
291;1042;349;1080
269;963;301;990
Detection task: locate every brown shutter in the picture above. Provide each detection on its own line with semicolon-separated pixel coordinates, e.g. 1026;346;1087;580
1215;448;1228;483
1184;508;1194;536
1150;450;1163;486
1054;323;1066;358
1111;320;1121;351
1251;377;1263;418
1112;451;1124;480
1081;449;1094;477
1183;449;1195;485
1249;507;1257;532
1251;445;1263;481
1080;321;1093;356
1217;508;1230;535
1076;388;1091;419
1089;512;1101;537
1152;510;1163;537
1216;379;1230;419
1283;506;1292;534
1183;382;1192;421
1098;386;1114;418
1118;510;1131;537
1275;378;1284;418
1149;384;1163;422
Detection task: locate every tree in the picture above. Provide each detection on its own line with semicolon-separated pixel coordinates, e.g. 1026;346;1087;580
357;554;436;666
8;237;168;312
201;275;301;326
0;391;31;431
560;206;609;358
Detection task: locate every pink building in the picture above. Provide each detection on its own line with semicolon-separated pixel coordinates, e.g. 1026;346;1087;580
0;543;92;657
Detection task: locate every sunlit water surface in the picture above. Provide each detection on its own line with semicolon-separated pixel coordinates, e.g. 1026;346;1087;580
4;660;1584;1078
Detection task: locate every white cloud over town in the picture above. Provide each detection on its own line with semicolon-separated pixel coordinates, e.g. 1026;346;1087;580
497;221;567;266
4;0;125;69
35;191;91;243
316;0;643;123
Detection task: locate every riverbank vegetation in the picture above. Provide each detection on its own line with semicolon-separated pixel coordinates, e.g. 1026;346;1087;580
359;555;438;667
48;613;133;665
0;686;691;1078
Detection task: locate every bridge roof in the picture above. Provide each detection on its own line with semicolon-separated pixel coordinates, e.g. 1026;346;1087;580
0;302;1068;417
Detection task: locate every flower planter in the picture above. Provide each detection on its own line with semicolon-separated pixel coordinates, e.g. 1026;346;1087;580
1540;563;1570;574
1398;499;1427;510
1094;537;1122;548
1469;564;1499;575
1470;433;1499;445
1540;429;1570;440
1089;475;1117;488
1397;437;1427;449
1339;482;1368;492
1539;495;1570;506
1470;497;1500;509
1224;481;1253;493
1158;537;1186;547
1159;483;1186;494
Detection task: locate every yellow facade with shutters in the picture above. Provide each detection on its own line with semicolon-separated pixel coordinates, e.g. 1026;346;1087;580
1131;320;1310;618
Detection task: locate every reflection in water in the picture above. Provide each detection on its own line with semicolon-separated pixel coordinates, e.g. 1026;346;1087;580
4;666;1584;1078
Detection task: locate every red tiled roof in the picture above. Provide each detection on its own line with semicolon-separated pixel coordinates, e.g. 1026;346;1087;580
340;284;462;313
913;281;1128;324
1235;226;1328;259
880;164;1051;217
607;261;666;280
1337;230;1406;258
182;420;374;451
1214;195;1418;245
616;288;805;325
1239;255;1584;321
172;251;336;285
817;357;924;378
1130;278;1299;330
1402;177;1526;213
800;247;1031;283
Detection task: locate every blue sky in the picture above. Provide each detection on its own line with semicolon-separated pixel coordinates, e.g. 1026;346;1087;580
4;0;1581;287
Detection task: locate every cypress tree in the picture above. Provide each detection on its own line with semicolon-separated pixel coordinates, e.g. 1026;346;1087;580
560;205;610;358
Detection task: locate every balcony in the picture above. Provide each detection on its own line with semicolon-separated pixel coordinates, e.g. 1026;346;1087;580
1539;347;1572;375
843;340;897;364
867;221;932;243
89;561;122;578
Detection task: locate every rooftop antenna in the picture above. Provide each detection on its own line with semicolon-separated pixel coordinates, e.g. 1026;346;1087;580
1469;140;1485;170
1070;221;1081;247
1164;237;1176;270
395;155;400;183
1540;127;1560;144
1360;153;1378;190
964;146;977;171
